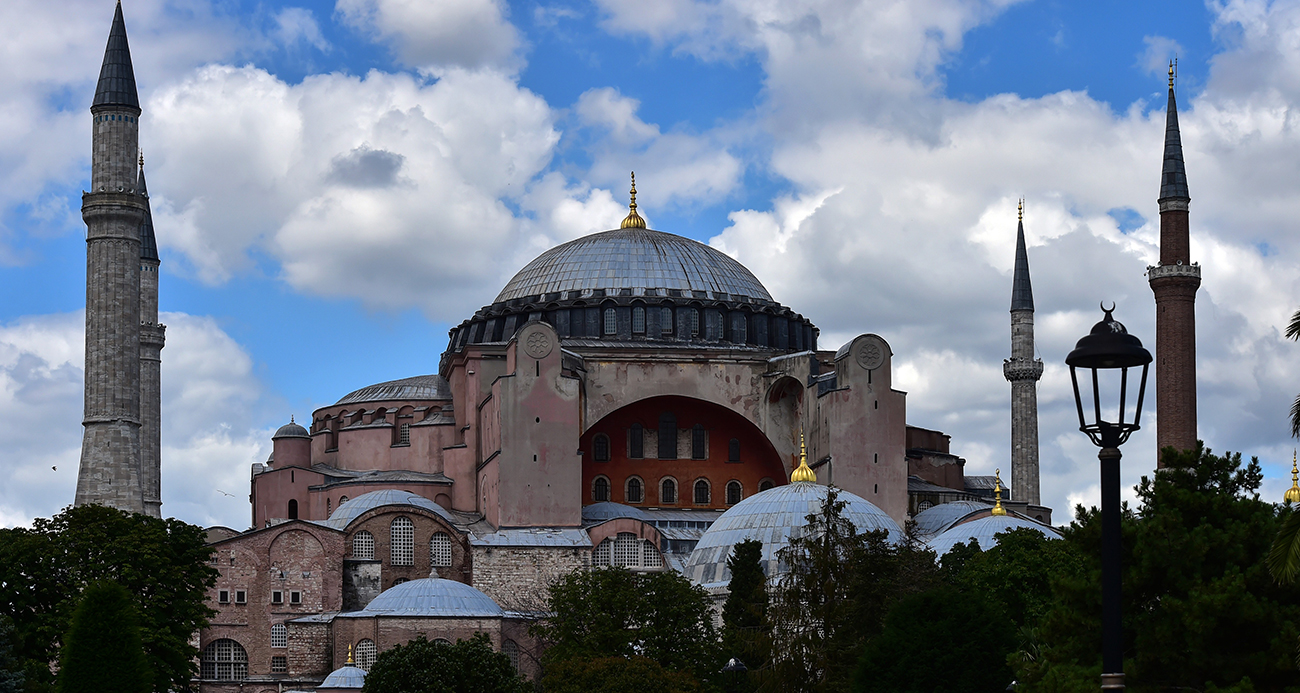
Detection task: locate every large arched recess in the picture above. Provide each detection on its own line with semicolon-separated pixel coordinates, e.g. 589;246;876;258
580;395;787;511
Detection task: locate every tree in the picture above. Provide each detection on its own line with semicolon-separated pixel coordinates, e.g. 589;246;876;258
1024;444;1300;691
721;539;769;688
950;528;1086;632
541;656;702;693
1288;307;1300;438
532;567;721;685
360;634;528;693
0;505;216;693
853;586;1014;693
0;616;23;693
56;581;151;693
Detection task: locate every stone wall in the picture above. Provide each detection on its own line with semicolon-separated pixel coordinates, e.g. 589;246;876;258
470;545;587;611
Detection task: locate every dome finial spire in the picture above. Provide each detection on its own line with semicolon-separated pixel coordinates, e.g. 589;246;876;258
620;171;647;229
1286;450;1300;504
347;644;354;665
791;433;816;483
991;468;1007;516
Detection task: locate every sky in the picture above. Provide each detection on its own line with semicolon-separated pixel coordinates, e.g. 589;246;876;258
2;0;1298;530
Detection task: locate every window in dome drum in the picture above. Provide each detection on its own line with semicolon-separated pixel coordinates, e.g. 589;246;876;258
661;306;673;334
690;309;700;337
632;307;645;334
603;307;616;335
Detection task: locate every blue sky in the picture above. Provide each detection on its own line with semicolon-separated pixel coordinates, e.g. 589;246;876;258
3;0;1299;528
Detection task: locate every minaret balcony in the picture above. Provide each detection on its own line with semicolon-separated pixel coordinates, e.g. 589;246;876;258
1146;262;1200;281
1003;358;1044;382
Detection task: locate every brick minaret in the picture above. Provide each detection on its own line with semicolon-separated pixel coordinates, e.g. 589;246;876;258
1147;64;1200;464
138;159;165;517
76;1;149;514
1004;201;1043;504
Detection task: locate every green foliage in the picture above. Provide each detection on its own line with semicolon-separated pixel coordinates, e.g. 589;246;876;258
1287;306;1300;438
533;567;721;684
1269;506;1300;584
0;616;24;693
721;539;768;687
853;585;1014;693
56;581;151;693
1023;444;1300;692
951;528;1086;631
359;634;528;693
541;656;702;693
0;505;216;693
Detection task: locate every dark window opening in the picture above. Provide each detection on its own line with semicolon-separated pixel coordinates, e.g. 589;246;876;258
661;478;677;504
632;307;646;334
728;438;740;462
271;656;287;674
692;424;706;459
694;480;710;504
593;434;610;462
627;478;643;503
289;591;301;605
630;423;644;458
218;590;230;604
272;591;283;604
658;413;677;459
726;481;743;505
660;307;674;334
234;590;246;604
594;477;610;502
759;479;775;492
287;499;298;520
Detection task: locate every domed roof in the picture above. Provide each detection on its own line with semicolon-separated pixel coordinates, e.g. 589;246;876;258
911;500;992;539
350;578;502;618
334;374;451;406
319;665;366;689
494;228;772;303
581;502;650;524
272;418;309;439
927;515;1061;556
684;483;902;588
325;490;455;529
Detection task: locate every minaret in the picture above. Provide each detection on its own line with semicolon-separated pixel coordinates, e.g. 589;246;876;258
1003;200;1043;505
1147;62;1201;464
138;156;165;517
75;1;148;514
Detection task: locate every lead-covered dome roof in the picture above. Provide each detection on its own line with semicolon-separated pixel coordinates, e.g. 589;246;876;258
334;374;451;405
684;483;902;588
927;515;1061;556
495;228;772;303
319;665;366;689
345;578;503;618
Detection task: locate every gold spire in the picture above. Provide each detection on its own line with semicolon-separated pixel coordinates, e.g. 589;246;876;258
1017;198;1023;222
1168;60;1175;89
620;172;647;229
790;433;816;483
347;644;354;665
1286;450;1300;504
991;468;1007;516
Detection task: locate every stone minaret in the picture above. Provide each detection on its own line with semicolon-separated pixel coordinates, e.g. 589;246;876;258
138;159;165;517
1003;201;1043;505
1147;64;1200;464
76;1;149;515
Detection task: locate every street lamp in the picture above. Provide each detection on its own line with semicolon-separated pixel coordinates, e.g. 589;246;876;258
1065;303;1151;692
720;657;748;693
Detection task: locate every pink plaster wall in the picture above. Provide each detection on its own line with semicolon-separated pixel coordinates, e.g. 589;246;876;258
252;466;324;527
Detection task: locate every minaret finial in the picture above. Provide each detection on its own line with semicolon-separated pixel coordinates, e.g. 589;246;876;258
1287;450;1300;503
991;468;1007;516
790;433;816;483
347;644;354;665
1169;60;1175;89
620;172;647;229
290;414;295;424
1017;198;1023;222
139;151;144;169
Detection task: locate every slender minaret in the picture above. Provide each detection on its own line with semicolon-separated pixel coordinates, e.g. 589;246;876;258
1147;62;1200;464
138;157;165;517
1004;200;1043;505
76;1;148;514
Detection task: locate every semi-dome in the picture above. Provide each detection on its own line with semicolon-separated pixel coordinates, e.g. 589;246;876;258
684;483;902;588
334;374;451;406
348;578;503;618
318;664;366;689
927;514;1061;556
581;501;650;524
325;489;455;529
495;228;772;303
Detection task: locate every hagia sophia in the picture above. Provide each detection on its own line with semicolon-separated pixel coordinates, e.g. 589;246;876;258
71;3;1204;691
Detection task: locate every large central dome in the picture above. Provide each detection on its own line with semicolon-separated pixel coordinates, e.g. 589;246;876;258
495;228;772;303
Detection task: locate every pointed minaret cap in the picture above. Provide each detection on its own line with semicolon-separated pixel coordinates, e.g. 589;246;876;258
1158;61;1189;202
1286;450;1300;504
620;172;647;229
93;1;140;110
137;156;158;261
1011;199;1034;312
991;469;1007;516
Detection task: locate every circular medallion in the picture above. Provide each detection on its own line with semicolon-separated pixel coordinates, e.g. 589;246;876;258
524;329;553;359
856;338;885;371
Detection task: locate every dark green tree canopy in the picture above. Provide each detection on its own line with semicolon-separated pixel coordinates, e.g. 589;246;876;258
0;505;216;693
56;581;151;693
359;634;528;693
0;616;24;693
541;656;703;693
721;538;769;682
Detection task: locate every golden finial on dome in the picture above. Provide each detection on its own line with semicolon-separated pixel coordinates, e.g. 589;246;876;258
1286;450;1300;504
1017;198;1023;222
991;468;1007;516
620;172;647;229
791;433;816;483
347;644;354;665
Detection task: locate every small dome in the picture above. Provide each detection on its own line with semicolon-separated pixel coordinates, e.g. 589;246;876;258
927;515;1061;556
353;578;502;618
334;375;451;406
319;665;366;689
272;418;309;439
684;484;902;588
582;502;650;524
911;500;992;539
325;490;455;529
495;228;772;303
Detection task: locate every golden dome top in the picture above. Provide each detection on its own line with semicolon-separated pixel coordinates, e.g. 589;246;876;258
791;434;816;483
991;468;1007;516
620;172;647;229
1286;450;1300;504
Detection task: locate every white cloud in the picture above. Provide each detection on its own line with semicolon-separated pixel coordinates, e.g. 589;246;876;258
1139;35;1184;76
273;7;331;52
335;0;522;71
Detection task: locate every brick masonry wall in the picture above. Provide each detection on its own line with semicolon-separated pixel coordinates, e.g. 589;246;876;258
470;545;588;611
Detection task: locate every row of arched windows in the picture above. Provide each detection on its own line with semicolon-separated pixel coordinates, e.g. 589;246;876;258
592;532;665;570
350;523;453;568
201;633;517;680
592;476;773;505
590;417;741;462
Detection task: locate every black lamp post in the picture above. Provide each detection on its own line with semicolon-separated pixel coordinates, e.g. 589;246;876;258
720;657;748;693
1065;304;1151;692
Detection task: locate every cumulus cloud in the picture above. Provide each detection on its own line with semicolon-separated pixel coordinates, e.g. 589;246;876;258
273;7;331;52
335;0;522;71
0;311;271;529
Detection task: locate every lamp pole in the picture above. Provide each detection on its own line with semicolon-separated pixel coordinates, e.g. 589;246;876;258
1065;304;1151;693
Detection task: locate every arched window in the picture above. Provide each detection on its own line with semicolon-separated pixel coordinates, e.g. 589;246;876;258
393;578;408;586
502;640;520;671
658;412;677;459
326;498;332;515
355;639;377;671
689;308;700;337
726;480;743;505
339;495;349;505
593;538;612;566
728;438;741;462
759;478;775;492
593;433;611;462
390;517;414;565
642;541;664;568
614;532;639;567
630;423;644;458
287;499;298;520
694;479;710;505
632;306;646;334
593;476;610;502
352;530;375;560
430;532;452;568
917;500;933;512
626;477;643;503
270;623;287;648
201;639;248;681
660;306;674;334
603;307;617;335
397;422;411;445
692;424;706;459
660;478;677;504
